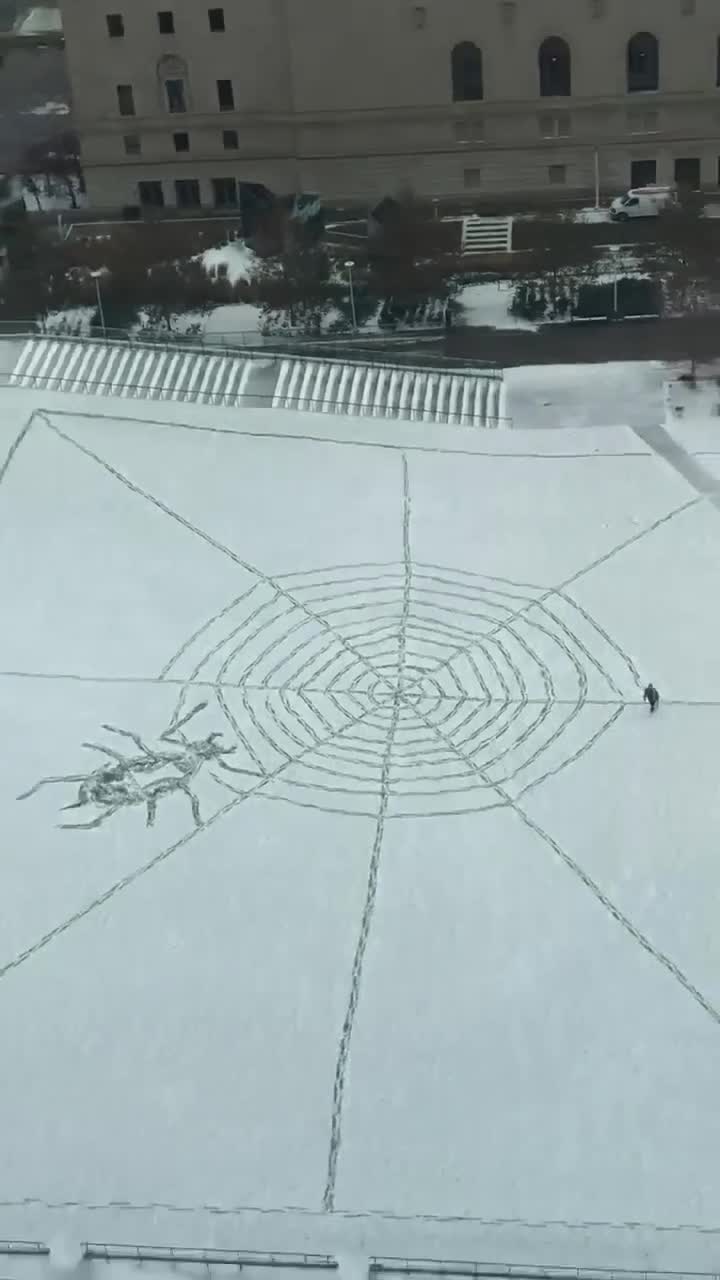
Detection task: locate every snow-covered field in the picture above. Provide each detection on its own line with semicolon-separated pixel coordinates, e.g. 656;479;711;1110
2;383;720;1272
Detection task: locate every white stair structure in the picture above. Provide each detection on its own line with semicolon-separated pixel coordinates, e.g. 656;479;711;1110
7;337;505;428
461;216;513;255
9;337;254;406
272;358;503;427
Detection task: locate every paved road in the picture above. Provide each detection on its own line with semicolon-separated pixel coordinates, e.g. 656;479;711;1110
444;313;720;368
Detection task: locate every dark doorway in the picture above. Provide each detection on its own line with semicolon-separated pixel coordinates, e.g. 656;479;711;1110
451;42;483;101
627;32;659;92
674;156;701;189
538;37;571;96
631;158;657;187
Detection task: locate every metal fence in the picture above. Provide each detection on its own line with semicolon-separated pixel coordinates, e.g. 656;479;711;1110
0;1242;49;1257
0;325;502;378
0;370;508;430
369;1261;720;1280
83;1244;337;1269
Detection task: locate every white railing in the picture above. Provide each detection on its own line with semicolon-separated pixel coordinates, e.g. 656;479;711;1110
461;216;514;255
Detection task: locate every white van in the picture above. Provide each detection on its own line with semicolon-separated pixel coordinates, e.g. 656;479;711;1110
609;185;677;220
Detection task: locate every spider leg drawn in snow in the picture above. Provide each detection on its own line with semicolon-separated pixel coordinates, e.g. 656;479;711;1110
17;700;257;830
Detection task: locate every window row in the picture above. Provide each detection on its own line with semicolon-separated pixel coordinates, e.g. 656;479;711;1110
107;9;225;36
117;76;235;115
452;32;663;100
123;128;241;153
462;155;706;189
139;177;239;208
122;107;668;156
453;107;663;142
138;154;712;210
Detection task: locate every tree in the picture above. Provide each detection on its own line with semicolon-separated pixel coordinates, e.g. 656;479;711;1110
19;130;83;209
509;216;601;322
253;243;334;334
636;202;720;373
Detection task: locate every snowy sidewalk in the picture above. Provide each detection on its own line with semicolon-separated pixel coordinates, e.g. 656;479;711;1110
633;422;720;510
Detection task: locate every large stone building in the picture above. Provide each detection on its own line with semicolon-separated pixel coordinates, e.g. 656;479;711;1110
59;0;720;210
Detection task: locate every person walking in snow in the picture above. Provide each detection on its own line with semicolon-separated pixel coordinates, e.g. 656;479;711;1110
643;682;659;713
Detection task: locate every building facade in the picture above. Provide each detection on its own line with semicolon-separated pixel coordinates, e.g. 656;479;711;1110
59;0;720;211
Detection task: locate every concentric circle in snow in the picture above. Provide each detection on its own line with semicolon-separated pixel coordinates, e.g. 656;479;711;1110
167;563;638;817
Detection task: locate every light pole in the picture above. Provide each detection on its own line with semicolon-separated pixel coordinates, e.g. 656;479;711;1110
594;148;601;210
91;271;107;336
345;259;357;330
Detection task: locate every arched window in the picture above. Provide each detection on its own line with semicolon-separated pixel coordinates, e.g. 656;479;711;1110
157;54;190;112
451;42;483;101
538;36;571;96
627;32;659;92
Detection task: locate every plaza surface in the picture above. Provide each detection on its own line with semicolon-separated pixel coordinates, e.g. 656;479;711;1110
1;382;720;1271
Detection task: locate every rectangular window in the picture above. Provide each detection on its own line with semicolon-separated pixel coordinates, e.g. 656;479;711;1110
627;108;658;133
548;163;567;184
165;78;186;112
116;83;135;115
538;111;571;138
212;177;237;207
631;158;657;186
139;180;164;207
123;133;141;155
463;167;482;188
173;131;189;152
675;156;701;188
216;78;234;110
222;128;239;149
157;9;175;33
454;117;484;143
208;7;225;31
106;12;124;36
175;178;201;207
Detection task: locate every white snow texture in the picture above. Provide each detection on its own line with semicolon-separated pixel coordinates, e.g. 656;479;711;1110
1;371;719;1277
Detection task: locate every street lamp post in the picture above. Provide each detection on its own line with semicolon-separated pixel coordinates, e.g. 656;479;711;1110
344;259;357;330
92;271;107;336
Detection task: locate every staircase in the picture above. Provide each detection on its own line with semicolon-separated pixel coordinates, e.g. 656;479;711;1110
272;358;503;427
9;337;254;405
7;337;505;428
461;216;513;255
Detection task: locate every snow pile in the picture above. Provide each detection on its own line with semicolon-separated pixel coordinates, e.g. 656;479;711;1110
458;280;539;330
42;307;95;336
199;239;259;285
27;100;70;116
202;302;263;343
571;205;612;224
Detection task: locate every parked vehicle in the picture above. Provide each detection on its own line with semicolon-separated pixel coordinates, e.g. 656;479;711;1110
609;185;677;220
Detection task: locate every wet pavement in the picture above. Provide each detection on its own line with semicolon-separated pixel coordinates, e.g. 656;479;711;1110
444;312;720;368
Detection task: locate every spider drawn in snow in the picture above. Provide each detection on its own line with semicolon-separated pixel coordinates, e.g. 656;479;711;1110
17;701;257;830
